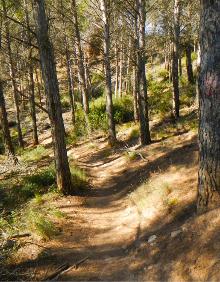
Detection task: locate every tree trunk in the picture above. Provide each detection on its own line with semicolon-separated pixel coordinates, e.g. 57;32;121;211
35;68;43;107
125;38;132;93
118;38;123;98
172;0;180;119
0;81;15;158
65;46;76;126
61;0;75;126
136;0;151;145
24;0;39;145
71;0;89;114
33;0;72;195
29;65;39;145
114;44;119;98
186;43;194;84
179;56;182;77
132;65;139;122
100;0;116;145
2;0;24;148
197;0;220;213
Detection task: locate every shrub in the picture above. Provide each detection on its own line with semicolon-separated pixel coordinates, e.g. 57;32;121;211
148;80;172;117
26;209;58;239
70;165;88;190
20;145;48;163
66;131;78;146
124;151;139;161
158;69;169;81
129;128;140;140
61;94;71;112
88;96;134;131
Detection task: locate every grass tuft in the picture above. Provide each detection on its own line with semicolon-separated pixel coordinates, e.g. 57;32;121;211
20;145;49;163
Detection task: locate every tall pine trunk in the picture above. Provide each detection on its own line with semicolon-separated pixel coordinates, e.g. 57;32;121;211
186;43;194;84
114;43;119;98
61;0;75;126
172;0;180;119
2;0;24;148
24;0;39;145
197;0;220;213
33;0;72;195
132;65;139;122
136;0;151;145
71;0;89;115
100;0;116;145
0;81;16;159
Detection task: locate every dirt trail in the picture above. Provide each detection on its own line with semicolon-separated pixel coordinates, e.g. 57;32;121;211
32;130;198;281
15;129;220;281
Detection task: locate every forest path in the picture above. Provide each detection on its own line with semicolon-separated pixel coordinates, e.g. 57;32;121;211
41;129;198;281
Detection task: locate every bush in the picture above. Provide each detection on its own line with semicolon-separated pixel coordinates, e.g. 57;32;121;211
158;69;169;81
1;167;56;209
180;76;196;107
88;96;134;131
148;80;172;117
70;164;88;190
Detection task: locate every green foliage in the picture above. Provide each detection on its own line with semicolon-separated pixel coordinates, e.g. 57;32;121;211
20;145;49;163
24;168;56;189
124;151;139;161
66;131;78;146
180;76;196;107
61;96;71;111
25;209;58;239
158;69;169;81
151;110;198;141
148;79;172;117
191;51;197;62
75;106;88;137
88;96;134;131
70;164;88;190
129;128;140;140
0;167;56;210
90;72;105;99
113;97;134;124
165;198;179;213
89;98;108;131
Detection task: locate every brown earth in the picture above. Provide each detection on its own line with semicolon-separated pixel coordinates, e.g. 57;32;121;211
8;129;220;281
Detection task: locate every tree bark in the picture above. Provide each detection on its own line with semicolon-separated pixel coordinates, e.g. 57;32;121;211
172;0;180;119
132;65;139;122
197;0;220;213
24;0;39;145
186;43;194;84
118;37;123;98
35;68;43;107
33;0;72;195
2;0;24;148
71;0;89;114
100;0;116;145
136;0;151;145
114;43;119;98
0;81;15;158
61;0;75;126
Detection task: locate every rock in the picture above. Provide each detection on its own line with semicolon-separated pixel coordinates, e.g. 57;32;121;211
171;230;182;238
148;235;157;243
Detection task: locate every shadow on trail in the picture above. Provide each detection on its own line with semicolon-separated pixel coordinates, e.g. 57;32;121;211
12;197;220;282
81;136;198;208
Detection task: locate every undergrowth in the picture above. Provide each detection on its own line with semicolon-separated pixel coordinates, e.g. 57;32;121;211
19;145;49;163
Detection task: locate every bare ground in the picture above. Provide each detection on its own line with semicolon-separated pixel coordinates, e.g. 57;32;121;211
7;127;220;281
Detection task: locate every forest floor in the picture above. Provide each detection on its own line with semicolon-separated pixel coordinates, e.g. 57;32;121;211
2;108;220;281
